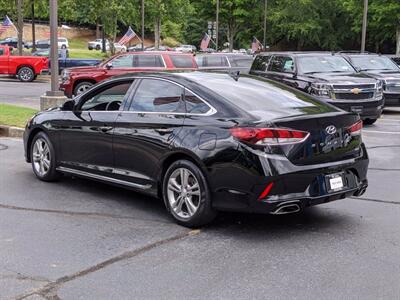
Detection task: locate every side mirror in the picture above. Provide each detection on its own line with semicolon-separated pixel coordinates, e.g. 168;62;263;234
105;62;113;70
354;66;361;72
292;71;298;78
62;100;75;111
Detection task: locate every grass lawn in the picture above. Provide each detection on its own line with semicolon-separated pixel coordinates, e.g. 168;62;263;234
69;38;109;60
0;104;38;128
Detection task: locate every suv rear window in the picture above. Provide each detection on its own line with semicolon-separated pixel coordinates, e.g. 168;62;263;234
230;57;253;68
170;55;194;68
205;55;229;67
251;55;271;71
133;55;164;68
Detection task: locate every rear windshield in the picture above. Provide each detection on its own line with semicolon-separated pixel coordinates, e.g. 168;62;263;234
181;72;337;118
170;55;194;68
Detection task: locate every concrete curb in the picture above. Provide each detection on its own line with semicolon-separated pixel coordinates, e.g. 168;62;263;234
0;125;24;138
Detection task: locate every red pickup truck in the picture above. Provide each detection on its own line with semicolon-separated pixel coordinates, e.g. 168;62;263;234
0;45;48;82
59;51;198;98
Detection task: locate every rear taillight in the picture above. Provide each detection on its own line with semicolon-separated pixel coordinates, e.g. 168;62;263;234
229;127;310;145
347;120;363;136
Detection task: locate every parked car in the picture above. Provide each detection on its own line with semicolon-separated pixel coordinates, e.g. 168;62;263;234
88;39;126;52
145;46;173;51
389;55;400;66
250;52;384;124
196;53;254;73
32;49;69;58
58;37;69;49
127;44;143;52
60;51;197;97
24;72;369;227
340;52;400;107
175;44;196;53
0;37;24;48
88;39;111;51
0;46;48;82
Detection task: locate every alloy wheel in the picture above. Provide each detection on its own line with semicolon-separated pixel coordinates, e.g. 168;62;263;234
19;68;33;81
167;168;201;219
32;138;51;177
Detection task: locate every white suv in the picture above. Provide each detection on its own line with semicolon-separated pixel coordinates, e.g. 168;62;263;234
58;37;69;49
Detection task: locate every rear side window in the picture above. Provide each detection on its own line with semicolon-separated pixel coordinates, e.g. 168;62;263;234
268;56;294;73
230;57;254;68
206;56;229;67
252;55;271;71
170;55;194;68
130;79;184;112
184;90;211;114
133;55;164;67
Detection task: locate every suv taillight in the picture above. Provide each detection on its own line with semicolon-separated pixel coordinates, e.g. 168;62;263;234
229;127;310;145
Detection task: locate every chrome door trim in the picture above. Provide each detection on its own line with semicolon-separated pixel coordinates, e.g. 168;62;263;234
57;166;152;190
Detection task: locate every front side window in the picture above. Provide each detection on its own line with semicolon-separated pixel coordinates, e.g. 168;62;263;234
184;90;211;114
133;55;164;68
251;55;271;71
80;81;132;111
111;54;133;68
130;79;184;113
268;56;294;73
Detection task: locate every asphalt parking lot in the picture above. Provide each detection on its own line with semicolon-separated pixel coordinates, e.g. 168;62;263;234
0;110;399;299
0;77;50;110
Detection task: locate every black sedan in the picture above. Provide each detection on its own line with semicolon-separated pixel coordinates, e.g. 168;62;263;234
23;72;369;227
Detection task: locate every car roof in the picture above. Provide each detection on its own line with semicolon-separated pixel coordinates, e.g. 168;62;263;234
257;51;335;57
120;51;193;56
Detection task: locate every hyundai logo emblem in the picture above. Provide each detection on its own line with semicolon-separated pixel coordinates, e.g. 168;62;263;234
325;125;337;135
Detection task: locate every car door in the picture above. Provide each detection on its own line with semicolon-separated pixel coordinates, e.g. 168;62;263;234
57;79;134;176
112;78;186;192
0;48;8;74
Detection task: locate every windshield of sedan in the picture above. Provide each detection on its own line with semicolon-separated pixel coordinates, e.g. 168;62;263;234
349;56;399;71
297;56;354;74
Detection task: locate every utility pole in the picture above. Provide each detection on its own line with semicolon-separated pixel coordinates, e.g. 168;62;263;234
41;0;66;111
141;0;145;51
263;0;267;51
17;0;23;55
49;0;60;94
31;0;36;52
216;0;219;51
361;0;368;53
101;23;106;53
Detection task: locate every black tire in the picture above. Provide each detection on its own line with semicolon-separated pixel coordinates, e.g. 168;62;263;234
363;118;377;125
74;81;94;96
163;160;217;228
61;44;67;49
30;132;60;182
95;45;101;50
18;66;35;82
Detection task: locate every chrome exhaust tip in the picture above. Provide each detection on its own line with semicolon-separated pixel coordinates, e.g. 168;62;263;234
270;202;301;215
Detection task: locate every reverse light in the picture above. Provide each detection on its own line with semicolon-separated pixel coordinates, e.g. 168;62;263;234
347;120;363;136
230;127;310;145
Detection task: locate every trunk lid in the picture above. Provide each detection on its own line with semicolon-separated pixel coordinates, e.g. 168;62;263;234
272;112;362;165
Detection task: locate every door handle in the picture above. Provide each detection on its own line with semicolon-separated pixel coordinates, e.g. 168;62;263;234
99;126;113;132
155;128;173;134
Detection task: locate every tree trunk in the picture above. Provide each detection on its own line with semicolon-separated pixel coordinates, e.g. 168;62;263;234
96;19;100;39
31;0;36;52
154;17;161;50
396;24;400;55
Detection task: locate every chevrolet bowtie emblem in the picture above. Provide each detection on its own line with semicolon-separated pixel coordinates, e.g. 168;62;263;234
351;88;362;94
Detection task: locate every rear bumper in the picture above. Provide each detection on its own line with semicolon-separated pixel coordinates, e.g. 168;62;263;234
211;144;369;214
327;99;384;120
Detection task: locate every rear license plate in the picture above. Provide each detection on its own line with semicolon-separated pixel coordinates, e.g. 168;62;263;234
350;106;363;114
326;173;345;192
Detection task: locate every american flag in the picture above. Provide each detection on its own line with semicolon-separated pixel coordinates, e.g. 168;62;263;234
251;37;262;52
0;16;13;36
118;27;137;46
200;33;211;50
